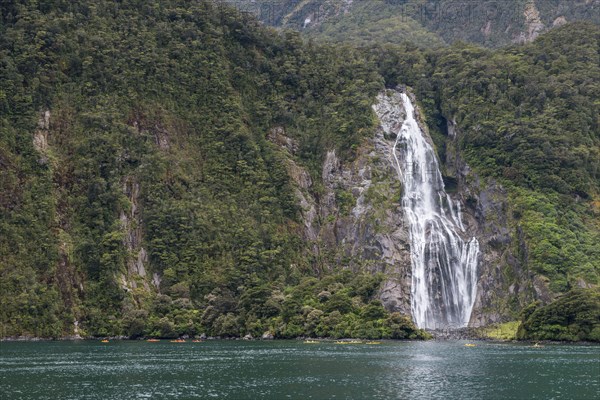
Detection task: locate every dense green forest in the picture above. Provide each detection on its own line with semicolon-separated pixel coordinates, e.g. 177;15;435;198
1;0;598;340
518;289;600;342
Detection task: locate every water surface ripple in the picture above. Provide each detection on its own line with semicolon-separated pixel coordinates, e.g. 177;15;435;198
1;340;598;399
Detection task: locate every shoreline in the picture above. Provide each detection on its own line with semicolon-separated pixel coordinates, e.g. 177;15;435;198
1;336;598;345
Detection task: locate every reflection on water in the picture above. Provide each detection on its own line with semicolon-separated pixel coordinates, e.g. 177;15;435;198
0;340;598;399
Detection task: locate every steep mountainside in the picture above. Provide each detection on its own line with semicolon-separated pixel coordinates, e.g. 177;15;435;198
0;0;398;338
1;1;598;340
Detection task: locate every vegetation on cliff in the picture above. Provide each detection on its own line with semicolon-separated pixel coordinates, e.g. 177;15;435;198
0;0;417;339
517;289;600;342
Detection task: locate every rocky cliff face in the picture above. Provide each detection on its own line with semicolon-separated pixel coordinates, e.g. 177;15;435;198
277;88;542;327
443;119;542;326
277;90;448;319
119;176;150;293
515;0;545;44
272;95;413;316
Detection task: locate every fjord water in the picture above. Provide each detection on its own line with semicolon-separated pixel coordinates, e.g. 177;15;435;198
375;91;479;329
1;340;598;399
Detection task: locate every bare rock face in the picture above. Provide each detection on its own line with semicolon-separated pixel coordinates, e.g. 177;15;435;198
552;16;567;27
320;136;413;315
445;119;542;327
120;176;150;291
33;110;51;164
261;331;274;340
515;0;545;44
275;92;414;316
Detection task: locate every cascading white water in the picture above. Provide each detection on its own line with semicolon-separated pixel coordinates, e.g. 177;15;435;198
374;90;479;330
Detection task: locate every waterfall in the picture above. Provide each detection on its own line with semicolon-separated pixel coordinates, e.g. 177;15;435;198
374;90;479;330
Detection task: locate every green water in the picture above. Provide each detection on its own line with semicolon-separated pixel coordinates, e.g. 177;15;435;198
0;340;598;399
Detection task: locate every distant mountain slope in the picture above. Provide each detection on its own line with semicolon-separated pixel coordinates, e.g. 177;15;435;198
227;0;600;47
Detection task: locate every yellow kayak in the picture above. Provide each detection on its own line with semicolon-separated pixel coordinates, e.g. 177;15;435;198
101;340;109;343
464;343;477;347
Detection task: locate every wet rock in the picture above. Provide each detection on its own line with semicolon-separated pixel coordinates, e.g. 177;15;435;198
261;331;274;340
